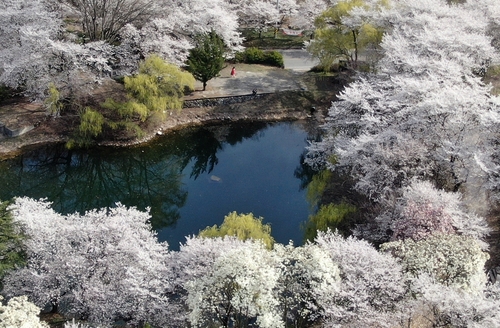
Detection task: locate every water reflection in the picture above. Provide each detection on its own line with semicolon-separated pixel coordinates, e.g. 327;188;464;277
0;121;318;247
0;144;188;230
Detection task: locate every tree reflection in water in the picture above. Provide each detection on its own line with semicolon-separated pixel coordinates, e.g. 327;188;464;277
0;122;280;231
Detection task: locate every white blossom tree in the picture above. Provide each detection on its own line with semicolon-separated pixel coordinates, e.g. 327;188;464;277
0;0;139;101
306;0;500;212
384;180;490;243
382;234;489;293
314;231;408;327
273;242;340;326
2;197;173;326
135;0;243;66
59;0;156;42
183;238;282;328
407;275;500;327
0;296;48;328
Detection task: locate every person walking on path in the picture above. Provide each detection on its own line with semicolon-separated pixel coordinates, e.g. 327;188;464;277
230;66;236;77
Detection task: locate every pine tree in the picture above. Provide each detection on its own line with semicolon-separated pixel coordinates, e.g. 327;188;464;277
0;201;25;285
186;31;226;91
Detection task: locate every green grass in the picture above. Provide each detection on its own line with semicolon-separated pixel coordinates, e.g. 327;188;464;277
240;28;312;49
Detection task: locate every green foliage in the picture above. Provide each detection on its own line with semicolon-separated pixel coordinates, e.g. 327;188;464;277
79;107;105;138
263;51;284;68
0;85;12;102
185;31;227;91
235;48;284;68
68;55;194;148
126;55;195;111
306;170;333;208
199;212;275;249
308;0;384;71
44;83;63;117
0;201;26;283
236;47;265;63
67;107;106;148
303;202;357;242
102;98;149;122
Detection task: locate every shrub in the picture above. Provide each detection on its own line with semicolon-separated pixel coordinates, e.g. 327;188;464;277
235;47;284;68
263;51;284;68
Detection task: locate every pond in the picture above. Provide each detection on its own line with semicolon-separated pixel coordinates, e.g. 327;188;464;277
0;121;320;250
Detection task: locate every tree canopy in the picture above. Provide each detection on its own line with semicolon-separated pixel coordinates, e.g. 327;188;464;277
307;0;385;70
185;31;227;91
199;211;275;249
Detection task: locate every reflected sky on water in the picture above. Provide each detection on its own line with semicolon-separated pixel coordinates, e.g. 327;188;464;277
0;121;319;250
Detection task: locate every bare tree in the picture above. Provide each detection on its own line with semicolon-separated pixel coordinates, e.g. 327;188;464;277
65;0;155;42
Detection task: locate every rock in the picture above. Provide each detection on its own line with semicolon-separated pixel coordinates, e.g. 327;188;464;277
210;175;221;182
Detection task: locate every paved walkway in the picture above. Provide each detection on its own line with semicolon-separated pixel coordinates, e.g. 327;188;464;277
185;50;318;99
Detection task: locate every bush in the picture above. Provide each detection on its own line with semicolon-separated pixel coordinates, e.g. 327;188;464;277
263;50;284;68
235;47;284;68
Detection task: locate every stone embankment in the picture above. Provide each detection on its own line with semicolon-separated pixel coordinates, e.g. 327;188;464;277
0;64;346;157
183;93;270;108
98;89;325;148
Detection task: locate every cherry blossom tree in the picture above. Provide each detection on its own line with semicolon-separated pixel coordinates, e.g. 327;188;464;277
273;242;340;327
306;0;500;209
169;236;270;326
0;0;139;101
183;238;282;328
2;197;173;326
373;180;490;243
60;0;156;42
136;0;243;66
382;234;489;293
314;231;408;327
409;277;500;327
0;296;48;328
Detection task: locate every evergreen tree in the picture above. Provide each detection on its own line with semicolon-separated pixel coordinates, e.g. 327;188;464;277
186;31;226;91
0;201;25;285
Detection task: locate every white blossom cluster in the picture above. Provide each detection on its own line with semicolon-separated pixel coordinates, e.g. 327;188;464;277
305;0;500;326
2;197;500;327
0;296;48;328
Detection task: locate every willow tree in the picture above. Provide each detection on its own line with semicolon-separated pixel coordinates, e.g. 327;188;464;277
69;55;195;148
185;31;226;91
307;0;386;71
122;54;195;114
199;212;275;249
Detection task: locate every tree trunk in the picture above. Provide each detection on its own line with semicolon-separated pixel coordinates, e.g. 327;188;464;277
352;29;358;69
203;81;207;91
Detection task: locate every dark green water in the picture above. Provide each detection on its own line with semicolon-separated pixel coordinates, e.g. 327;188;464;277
0;121;318;249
